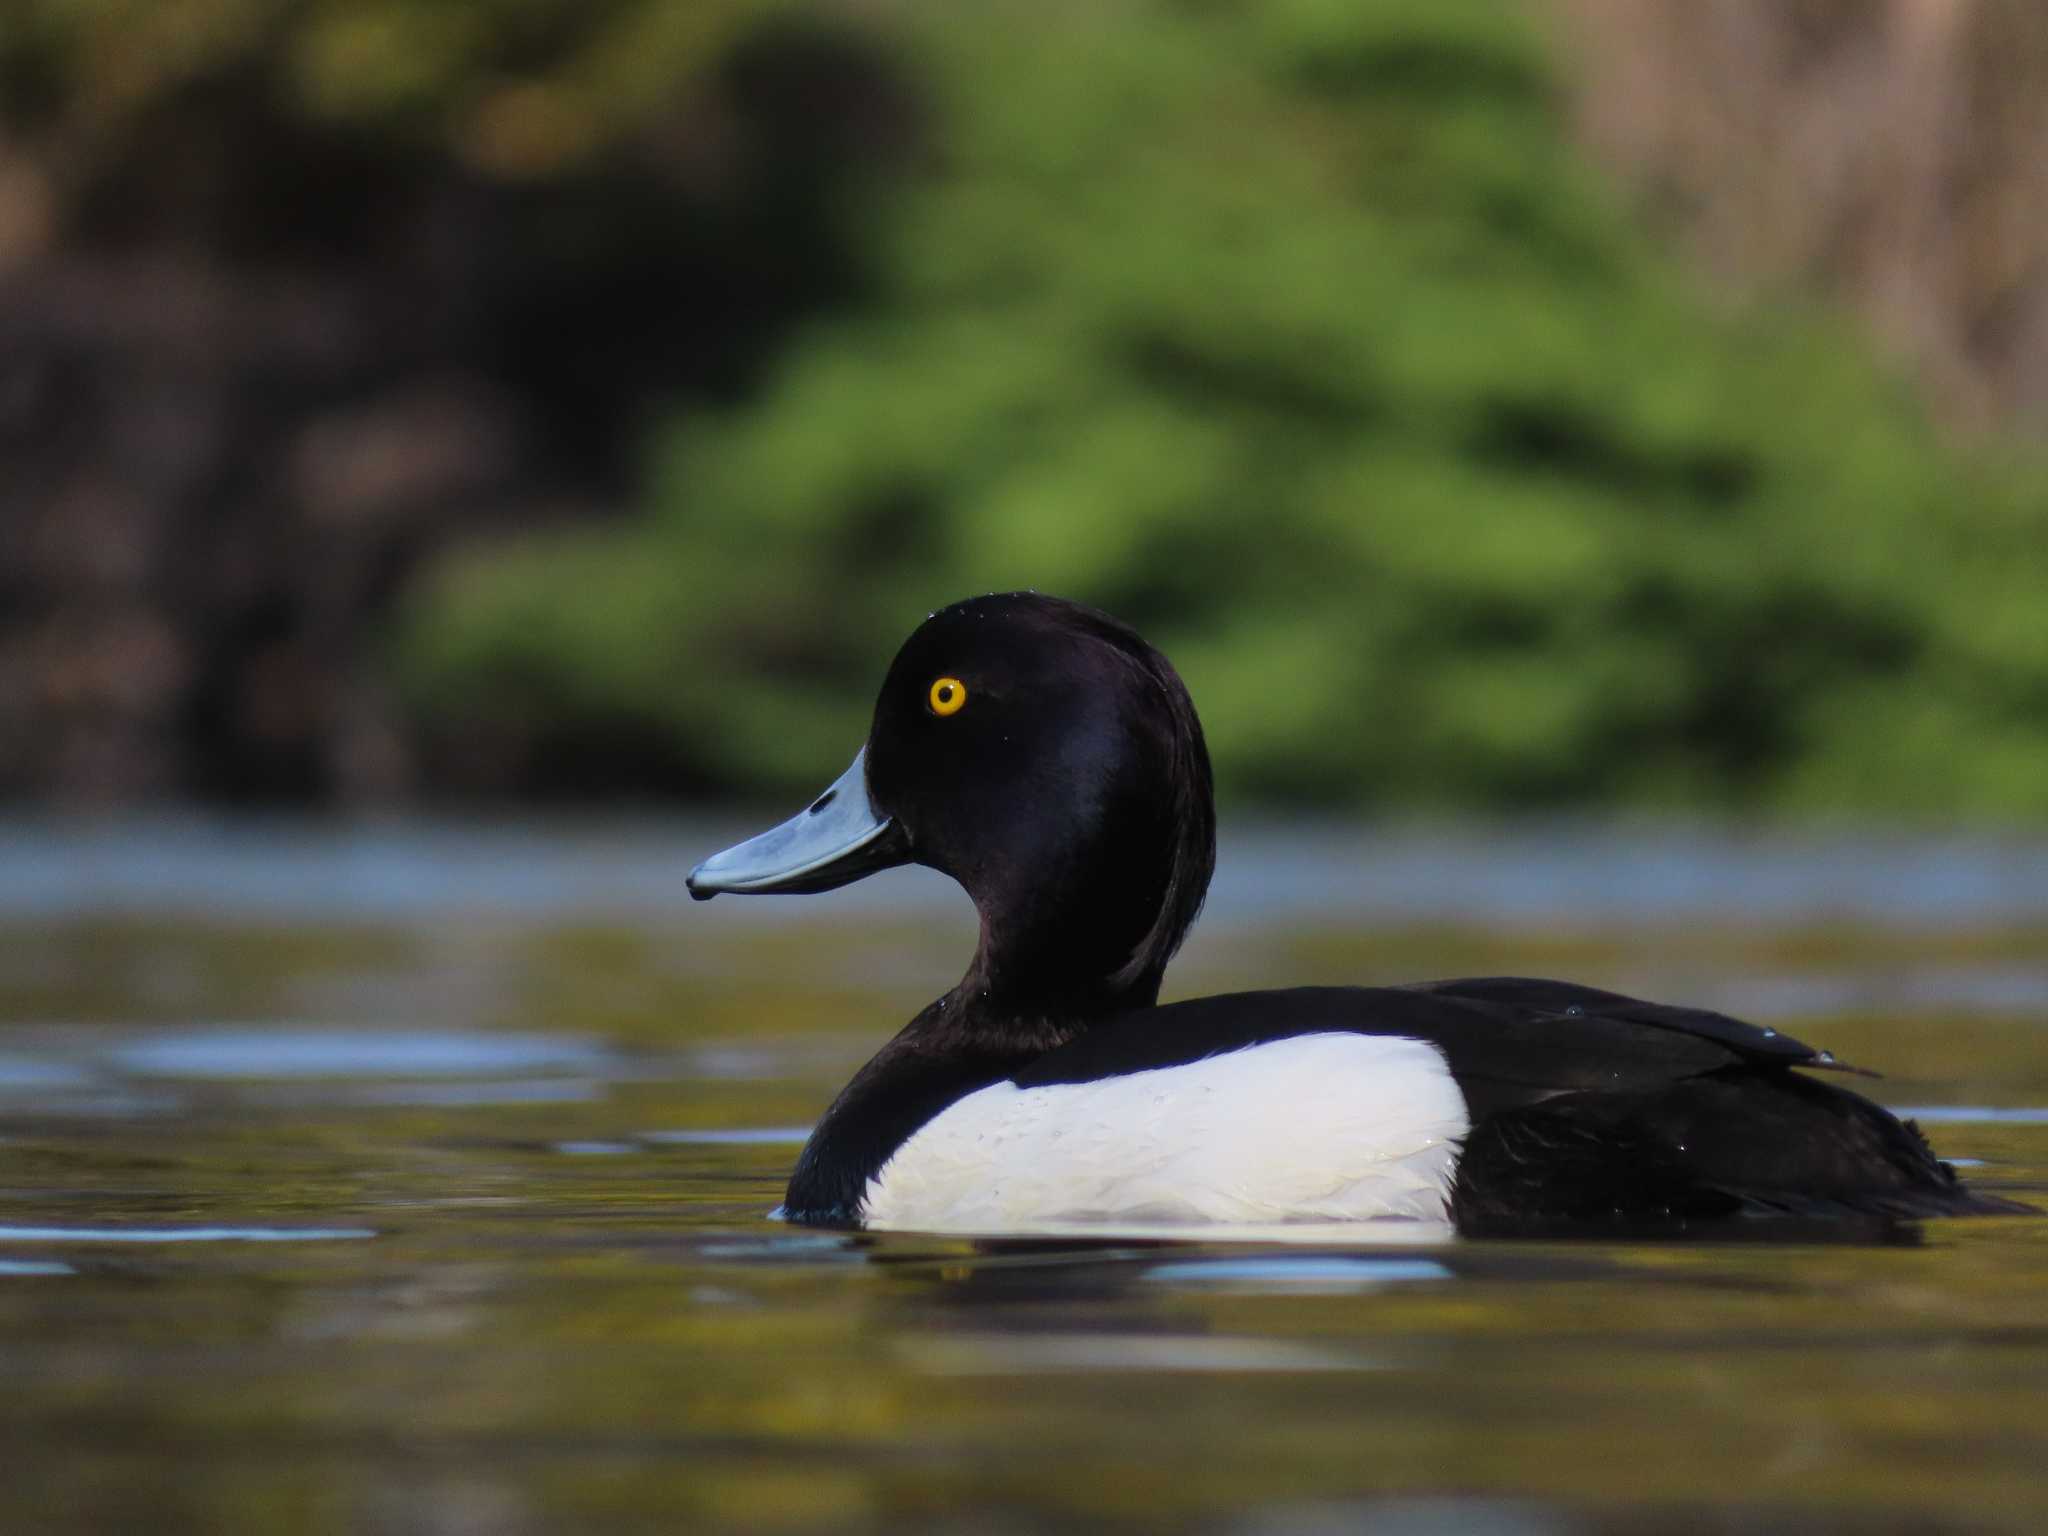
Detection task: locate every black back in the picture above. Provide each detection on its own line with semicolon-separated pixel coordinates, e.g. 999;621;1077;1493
1015;978;1818;1122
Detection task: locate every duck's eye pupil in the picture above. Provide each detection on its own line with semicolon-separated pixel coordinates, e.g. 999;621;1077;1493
928;677;967;716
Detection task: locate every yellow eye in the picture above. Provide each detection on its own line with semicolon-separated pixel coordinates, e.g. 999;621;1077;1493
928;676;967;716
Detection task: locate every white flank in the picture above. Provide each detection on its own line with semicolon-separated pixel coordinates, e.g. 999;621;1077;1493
861;1033;1469;1234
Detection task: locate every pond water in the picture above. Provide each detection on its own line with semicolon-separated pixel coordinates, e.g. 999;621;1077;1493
2;820;2045;1533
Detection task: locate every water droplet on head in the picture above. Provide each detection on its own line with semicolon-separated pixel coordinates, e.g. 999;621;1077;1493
1563;1004;1584;1017
1762;1028;1777;1038
1819;1050;1836;1064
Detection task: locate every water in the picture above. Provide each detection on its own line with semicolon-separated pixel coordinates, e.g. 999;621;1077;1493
2;820;2046;1532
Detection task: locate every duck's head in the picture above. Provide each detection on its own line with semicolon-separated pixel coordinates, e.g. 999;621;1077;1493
689;593;1215;1010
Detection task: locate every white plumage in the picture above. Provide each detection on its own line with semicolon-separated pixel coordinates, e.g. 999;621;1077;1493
861;1032;1470;1233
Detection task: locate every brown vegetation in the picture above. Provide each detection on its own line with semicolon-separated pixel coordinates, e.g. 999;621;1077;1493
1554;0;2048;434
0;14;904;805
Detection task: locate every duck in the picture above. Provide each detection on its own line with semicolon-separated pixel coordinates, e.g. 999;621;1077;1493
688;592;2028;1236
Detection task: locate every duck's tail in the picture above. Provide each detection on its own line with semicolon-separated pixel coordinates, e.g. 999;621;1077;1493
1450;1069;2039;1237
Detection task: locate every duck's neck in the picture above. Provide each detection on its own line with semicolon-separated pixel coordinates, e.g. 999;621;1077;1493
954;740;1220;1020
958;851;1175;1020
783;801;1213;1225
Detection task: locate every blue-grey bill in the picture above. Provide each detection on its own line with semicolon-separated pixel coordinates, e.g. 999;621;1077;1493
687;749;908;899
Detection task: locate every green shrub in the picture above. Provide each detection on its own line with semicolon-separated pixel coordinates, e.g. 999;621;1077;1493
397;0;2048;815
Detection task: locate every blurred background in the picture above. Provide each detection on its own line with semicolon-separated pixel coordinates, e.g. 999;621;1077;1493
5;0;2047;821
6;8;2048;1532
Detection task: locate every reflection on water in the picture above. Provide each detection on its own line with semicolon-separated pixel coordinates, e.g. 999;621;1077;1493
0;821;2044;1531
1142;1257;1457;1290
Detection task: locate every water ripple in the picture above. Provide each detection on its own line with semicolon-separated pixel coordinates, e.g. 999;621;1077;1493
0;1225;376;1244
903;1333;1374;1375
1897;1106;2048;1125
112;1028;612;1081
642;1126;813;1146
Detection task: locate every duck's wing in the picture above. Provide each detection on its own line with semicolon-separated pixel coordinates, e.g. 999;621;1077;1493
1015;979;1828;1120
1398;975;1862;1103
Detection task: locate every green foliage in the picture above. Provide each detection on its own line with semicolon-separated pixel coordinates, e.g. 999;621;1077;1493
397;0;2048;815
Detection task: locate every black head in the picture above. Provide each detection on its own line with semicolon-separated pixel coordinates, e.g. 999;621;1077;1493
867;593;1215;1004
690;593;1215;1013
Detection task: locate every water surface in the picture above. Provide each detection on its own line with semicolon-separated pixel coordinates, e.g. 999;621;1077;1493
2;821;2045;1532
